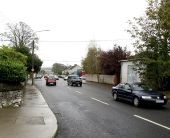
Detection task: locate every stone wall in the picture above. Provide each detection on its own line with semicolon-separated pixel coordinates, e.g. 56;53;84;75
0;90;23;108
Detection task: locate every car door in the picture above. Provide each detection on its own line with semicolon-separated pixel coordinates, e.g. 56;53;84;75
117;84;127;99
123;83;133;102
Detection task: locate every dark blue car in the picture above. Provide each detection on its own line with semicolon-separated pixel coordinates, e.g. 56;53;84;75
112;82;167;107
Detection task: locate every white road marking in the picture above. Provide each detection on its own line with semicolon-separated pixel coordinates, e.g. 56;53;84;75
75;91;82;94
134;115;170;131
90;97;109;105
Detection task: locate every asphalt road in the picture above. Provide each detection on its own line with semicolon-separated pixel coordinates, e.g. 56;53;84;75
35;78;170;138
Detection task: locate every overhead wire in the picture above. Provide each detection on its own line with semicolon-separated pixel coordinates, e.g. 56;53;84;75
39;39;132;43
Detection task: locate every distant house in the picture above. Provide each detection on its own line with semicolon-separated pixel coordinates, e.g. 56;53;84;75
68;64;81;75
62;64;81;76
120;60;141;83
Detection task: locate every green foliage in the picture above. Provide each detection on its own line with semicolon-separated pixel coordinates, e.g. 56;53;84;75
128;0;170;90
2;22;43;74
0;45;27;65
14;45;30;56
27;54;43;73
52;63;66;75
81;41;101;74
82;41;130;84
14;46;43;73
0;46;27;83
0;60;26;82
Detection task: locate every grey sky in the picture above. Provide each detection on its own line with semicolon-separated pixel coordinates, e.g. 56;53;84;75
0;0;147;67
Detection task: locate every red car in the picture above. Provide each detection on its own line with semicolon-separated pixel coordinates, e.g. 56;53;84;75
46;75;56;86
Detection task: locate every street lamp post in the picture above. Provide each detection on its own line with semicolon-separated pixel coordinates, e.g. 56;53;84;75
31;30;50;85
31;40;35;85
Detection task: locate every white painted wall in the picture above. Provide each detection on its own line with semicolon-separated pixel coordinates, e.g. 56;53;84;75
120;60;141;83
86;74;117;85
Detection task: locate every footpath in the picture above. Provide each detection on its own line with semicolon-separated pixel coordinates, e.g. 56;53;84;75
0;81;58;138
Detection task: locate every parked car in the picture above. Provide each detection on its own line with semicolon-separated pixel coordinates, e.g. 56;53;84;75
46;75;56;86
35;74;43;79
111;82;167;107
58;75;64;78
54;75;59;80
64;76;68;81
67;75;82;87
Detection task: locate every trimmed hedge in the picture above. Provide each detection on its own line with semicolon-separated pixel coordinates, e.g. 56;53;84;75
0;60;26;83
0;46;27;84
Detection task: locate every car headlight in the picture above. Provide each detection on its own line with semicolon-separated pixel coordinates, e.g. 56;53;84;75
164;96;167;99
141;96;152;99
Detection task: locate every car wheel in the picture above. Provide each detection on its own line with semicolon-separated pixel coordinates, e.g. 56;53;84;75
113;93;118;101
133;97;140;107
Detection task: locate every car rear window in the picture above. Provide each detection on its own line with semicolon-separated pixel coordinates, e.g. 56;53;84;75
72;76;79;79
48;76;55;79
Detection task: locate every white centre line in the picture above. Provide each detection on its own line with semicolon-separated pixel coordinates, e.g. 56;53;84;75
91;97;109;105
75;91;82;94
134;115;170;131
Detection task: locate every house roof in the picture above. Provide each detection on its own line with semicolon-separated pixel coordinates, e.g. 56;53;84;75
119;58;136;62
63;64;81;72
69;64;81;70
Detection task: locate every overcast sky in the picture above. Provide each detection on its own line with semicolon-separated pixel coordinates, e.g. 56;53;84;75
0;0;148;67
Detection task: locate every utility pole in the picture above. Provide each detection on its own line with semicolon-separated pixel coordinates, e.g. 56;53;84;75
31;29;50;85
31;40;35;85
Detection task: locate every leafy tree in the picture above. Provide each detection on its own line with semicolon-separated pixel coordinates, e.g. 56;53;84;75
14;45;43;73
99;45;130;83
27;53;43;74
128;0;170;90
52;63;67;75
2;22;43;74
81;41;101;74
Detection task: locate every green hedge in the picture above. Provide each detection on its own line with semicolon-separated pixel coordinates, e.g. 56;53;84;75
0;46;27;83
0;60;26;83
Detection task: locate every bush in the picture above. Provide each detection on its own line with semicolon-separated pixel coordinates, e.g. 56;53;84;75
0;60;26;83
0;46;27;84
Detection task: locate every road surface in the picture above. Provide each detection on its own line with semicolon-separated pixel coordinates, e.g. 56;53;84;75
35;78;170;138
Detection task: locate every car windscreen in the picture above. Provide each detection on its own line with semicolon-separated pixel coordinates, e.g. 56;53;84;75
132;84;152;91
72;76;79;79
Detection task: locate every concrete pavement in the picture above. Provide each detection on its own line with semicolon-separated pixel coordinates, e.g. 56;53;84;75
0;82;58;138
